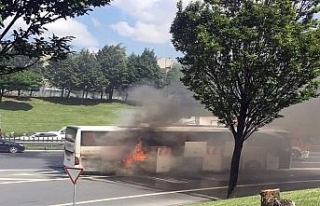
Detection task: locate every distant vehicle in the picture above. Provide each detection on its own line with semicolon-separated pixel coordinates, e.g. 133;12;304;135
291;136;310;161
15;132;60;141
15;127;66;141
28;132;61;141
291;146;310;161
48;127;66;140
0;139;25;153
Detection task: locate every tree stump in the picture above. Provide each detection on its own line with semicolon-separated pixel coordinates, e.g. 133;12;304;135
260;188;295;206
260;189;281;206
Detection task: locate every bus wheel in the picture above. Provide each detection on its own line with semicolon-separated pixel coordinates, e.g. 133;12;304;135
244;160;262;171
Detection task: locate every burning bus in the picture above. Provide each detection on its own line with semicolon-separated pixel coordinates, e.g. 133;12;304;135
63;125;291;174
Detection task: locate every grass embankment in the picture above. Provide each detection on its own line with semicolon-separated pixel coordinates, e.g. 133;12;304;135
0;97;134;135
190;188;320;206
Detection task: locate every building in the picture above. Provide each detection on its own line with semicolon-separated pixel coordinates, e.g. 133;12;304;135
157;57;174;74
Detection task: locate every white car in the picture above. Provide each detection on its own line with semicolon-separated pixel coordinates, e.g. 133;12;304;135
14;127;66;141
48;127;66;140
292;147;310;161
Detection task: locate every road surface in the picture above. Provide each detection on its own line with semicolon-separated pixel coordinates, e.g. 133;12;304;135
1;151;320;205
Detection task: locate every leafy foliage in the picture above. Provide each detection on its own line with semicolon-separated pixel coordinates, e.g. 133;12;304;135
165;63;183;86
44;54;77;97
97;44;128;100
171;0;320;197
127;49;163;87
74;49;104;98
0;0;112;75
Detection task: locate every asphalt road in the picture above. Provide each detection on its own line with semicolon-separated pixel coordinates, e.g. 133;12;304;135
291;152;320;168
1;151;320;205
0;150;63;170
0;151;206;206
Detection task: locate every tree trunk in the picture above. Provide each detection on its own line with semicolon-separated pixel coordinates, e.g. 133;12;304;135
81;89;85;99
124;92;128;102
108;88;113;101
227;139;244;198
18;89;21;97
67;89;71;98
0;88;3;103
100;89;103;100
81;88;86;104
60;87;64;98
29;90;33;97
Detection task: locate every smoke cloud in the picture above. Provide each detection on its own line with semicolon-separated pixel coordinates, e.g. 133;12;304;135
268;97;320;139
117;84;210;126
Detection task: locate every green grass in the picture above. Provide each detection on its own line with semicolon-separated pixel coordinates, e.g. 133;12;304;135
0;97;134;135
189;188;320;206
25;144;64;150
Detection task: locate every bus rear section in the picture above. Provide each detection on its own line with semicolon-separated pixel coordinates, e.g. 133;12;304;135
63;126;141;173
63;126;80;168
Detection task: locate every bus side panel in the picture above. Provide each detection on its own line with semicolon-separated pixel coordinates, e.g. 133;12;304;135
80;146;132;173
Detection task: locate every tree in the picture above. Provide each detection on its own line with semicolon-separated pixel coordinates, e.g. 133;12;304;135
164;63;183;86
7;70;42;96
44;54;77;97
0;0;112;75
0;56;42;101
25;70;43;96
171;0;320;197
74;49;103;100
97;44;128;101
139;49;163;88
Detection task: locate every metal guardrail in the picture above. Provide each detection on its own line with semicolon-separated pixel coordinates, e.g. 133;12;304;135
2;136;64;143
1;136;64;150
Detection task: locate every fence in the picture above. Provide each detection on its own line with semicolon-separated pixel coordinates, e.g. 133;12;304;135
3;136;64;142
1;136;64;150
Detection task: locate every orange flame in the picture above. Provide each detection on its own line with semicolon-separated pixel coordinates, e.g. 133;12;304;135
122;137;146;167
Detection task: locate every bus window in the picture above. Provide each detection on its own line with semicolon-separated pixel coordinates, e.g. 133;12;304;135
81;131;140;146
65;127;77;143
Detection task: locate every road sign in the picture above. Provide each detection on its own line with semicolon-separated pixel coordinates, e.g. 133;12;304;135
64;167;83;184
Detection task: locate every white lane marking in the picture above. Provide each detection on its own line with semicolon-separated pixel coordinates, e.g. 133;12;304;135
0;176;111;185
0;169;58;172
0;178;51;181
146;176;190;183
279;167;320;172
0;178;67;185
49;179;320;206
10;173;36;176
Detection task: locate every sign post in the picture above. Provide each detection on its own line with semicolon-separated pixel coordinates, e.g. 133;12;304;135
64;167;84;206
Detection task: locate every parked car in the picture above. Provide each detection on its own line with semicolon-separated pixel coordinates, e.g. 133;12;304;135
292;147;310;161
28;132;62;141
291;136;310;161
0;139;25;153
15;128;66;141
48;127;66;140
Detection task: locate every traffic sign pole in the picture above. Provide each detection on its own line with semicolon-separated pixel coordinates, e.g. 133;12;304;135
64;167;83;206
73;183;76;206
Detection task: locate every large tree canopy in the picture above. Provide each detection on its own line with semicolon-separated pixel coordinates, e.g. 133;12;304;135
171;0;320;197
0;0;112;75
97;44;128;101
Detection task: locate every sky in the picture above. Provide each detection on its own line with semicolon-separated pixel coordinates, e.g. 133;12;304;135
6;1;318;60
42;0;193;59
7;1;318;60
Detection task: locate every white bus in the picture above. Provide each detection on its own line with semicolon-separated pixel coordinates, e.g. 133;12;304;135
63;125;291;174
